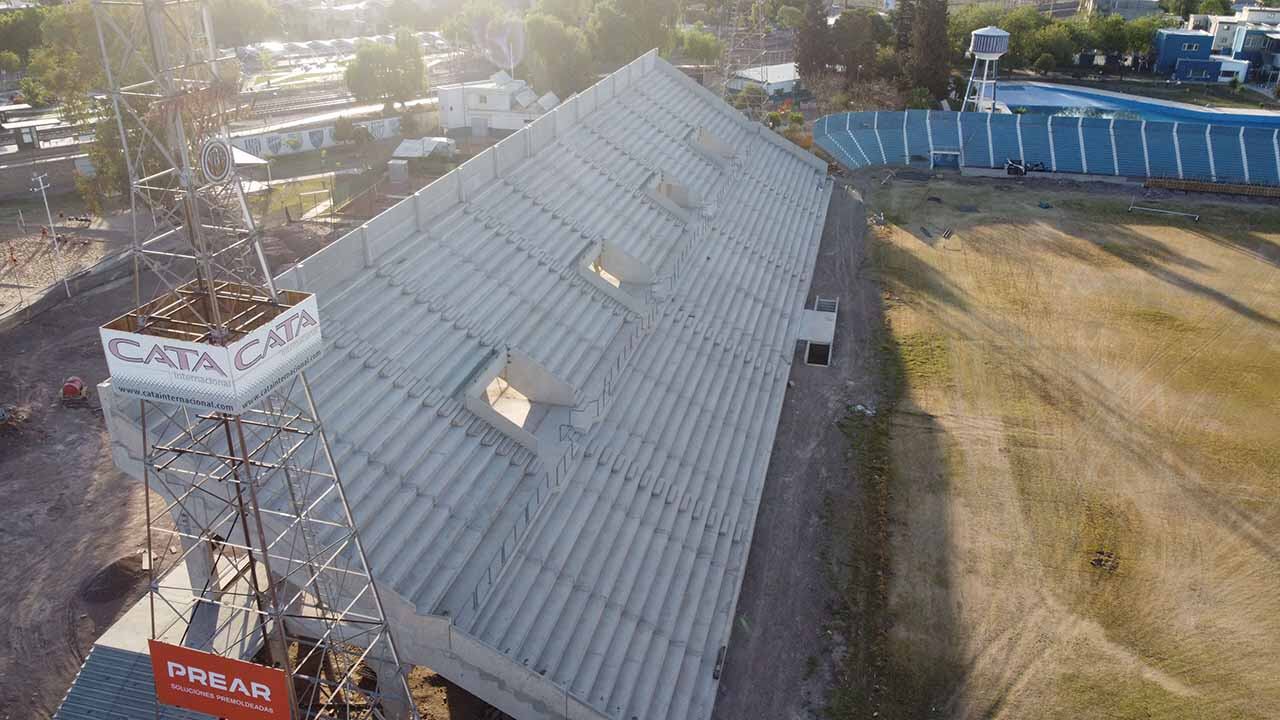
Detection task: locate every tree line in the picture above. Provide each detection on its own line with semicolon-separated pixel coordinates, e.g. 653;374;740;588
794;0;1218;107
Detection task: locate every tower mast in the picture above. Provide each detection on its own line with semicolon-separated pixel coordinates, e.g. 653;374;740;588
92;1;417;717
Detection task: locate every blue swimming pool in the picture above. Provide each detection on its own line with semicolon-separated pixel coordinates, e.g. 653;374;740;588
995;82;1280;129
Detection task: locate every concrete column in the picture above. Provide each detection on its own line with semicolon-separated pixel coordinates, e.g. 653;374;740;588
366;657;414;720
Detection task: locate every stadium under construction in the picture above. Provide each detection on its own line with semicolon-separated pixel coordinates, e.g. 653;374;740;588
59;49;833;720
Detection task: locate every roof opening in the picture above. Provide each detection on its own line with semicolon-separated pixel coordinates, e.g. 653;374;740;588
464;349;578;455
692;126;736;162
485;374;535;428
590;255;622;289
805;342;830;367
799;295;838;368
655;175;698;209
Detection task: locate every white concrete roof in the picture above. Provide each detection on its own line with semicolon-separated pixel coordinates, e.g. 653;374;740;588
733;62;799;85
392;136;453;158
102;50;831;720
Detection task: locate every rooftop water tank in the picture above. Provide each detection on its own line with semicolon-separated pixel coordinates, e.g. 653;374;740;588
969;26;1010;61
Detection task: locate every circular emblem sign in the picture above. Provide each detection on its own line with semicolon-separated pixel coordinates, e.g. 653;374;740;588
200;139;233;184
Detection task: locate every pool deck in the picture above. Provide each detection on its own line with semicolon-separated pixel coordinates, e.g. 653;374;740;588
996;81;1280;127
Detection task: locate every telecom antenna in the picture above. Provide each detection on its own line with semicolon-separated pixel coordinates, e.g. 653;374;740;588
718;0;771;118
91;1;417;718
962;25;1010;113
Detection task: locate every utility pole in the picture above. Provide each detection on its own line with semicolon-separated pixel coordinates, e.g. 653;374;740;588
31;172;70;299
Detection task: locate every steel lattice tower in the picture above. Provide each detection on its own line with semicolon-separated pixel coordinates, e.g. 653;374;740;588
717;0;771;117
92;1;418;717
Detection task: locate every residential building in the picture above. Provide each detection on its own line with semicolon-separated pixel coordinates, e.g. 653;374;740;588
1170;5;1280;85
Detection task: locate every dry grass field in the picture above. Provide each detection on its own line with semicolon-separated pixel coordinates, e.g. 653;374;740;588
844;178;1280;720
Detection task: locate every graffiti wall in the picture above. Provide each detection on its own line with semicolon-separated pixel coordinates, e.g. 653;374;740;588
231;117;402;159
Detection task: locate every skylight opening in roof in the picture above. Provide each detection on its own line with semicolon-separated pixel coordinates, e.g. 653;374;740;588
485;375;533;427
590;256;622;289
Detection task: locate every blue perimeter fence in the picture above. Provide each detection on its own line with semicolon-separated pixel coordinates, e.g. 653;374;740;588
814;110;1280;187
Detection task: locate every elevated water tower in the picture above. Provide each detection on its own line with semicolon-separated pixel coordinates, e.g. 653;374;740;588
963;26;1009;113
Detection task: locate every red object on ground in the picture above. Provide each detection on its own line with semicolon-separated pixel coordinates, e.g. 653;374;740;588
61;376;85;400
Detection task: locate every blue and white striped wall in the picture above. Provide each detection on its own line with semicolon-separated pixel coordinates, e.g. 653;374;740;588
814;110;1280;187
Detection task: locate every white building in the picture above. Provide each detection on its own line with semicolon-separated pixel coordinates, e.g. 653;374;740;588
726;62;800;97
1197;6;1280;53
436;71;559;137
1212;54;1251;82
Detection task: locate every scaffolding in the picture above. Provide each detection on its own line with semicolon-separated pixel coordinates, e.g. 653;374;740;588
717;0;773;118
91;1;417;717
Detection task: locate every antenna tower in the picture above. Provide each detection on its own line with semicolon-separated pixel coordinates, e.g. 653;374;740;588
718;0;771;117
91;1;417;717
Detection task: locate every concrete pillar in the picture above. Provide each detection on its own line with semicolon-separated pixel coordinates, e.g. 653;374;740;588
366;657;414;720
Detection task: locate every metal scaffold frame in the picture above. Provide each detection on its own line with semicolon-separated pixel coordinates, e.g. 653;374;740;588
91;1;418;717
717;0;772;117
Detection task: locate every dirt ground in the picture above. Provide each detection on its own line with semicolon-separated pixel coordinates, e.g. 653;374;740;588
855;176;1280;719
0;275;154;718
713;183;884;720
0;220;491;719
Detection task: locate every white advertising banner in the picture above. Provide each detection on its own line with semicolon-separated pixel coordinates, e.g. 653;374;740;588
100;295;324;414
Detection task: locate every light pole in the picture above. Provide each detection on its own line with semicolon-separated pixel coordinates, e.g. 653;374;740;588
31;172;70;298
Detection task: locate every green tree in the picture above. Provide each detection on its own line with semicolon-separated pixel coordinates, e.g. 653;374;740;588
1160;0;1198;19
333;115;356;143
905;86;932;109
731;83;767;117
209;0;280;47
833;11;876;87
0;50;19;74
344;29;427;108
874;45;899;81
1124;13;1177;56
947;2;1003;61
1000;4;1050;68
443;0;505;49
0;7;44;66
587;0;677;68
908;0;949;99
1089;13;1128;56
1197;0;1232;14
679;26;723;64
795;0;830;79
1061;15;1096;55
1030;23;1075;66
525;11;592;97
1033;52;1056;76
535;0;588;25
20;0;99;120
384;0;421;31
894;0;915;53
776;4;803;28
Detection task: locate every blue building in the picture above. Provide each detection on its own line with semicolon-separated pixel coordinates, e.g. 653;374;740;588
1154;29;1213;74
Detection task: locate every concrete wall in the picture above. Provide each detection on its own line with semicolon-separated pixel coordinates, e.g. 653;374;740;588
231;116;400;159
505;350;576;407
380;590;607;720
1156;30;1213;74
0;154;78;198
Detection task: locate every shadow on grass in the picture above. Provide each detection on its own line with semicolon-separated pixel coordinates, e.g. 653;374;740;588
825;179;963;719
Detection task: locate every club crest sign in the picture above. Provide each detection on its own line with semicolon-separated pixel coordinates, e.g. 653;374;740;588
200;138;233;184
100;292;324;414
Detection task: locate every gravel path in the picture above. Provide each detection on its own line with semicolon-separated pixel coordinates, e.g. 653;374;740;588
712;182;882;720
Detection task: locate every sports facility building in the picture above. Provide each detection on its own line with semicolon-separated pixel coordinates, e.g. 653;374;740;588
88;50;832;720
815;109;1280;188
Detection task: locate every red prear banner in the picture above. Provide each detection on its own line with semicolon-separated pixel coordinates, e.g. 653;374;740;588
148;640;291;719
